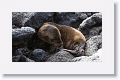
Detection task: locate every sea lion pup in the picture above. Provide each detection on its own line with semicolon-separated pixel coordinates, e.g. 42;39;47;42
37;22;86;55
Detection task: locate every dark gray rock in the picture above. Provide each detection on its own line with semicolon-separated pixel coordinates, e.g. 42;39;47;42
78;13;102;39
24;12;54;29
77;13;88;20
54;12;81;28
85;12;98;17
88;26;102;39
85;35;102;56
76;12;96;20
12;55;34;62
30;49;49;62
89;26;102;36
79;26;102;40
47;50;74;62
12;27;35;46
12;12;35;28
13;47;30;56
79;12;102;29
12;25;18;28
27;33;51;51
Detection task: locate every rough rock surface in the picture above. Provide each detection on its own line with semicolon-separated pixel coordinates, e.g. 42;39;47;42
54;12;97;28
85;35;102;56
71;49;102;62
24;12;54;29
12;55;34;62
89;26;102;37
79;13;102;39
13;47;30;56
12;27;35;46
47;50;74;62
54;12;80;28
12;12;35;28
79;12;102;29
30;49;49;62
76;12;96;20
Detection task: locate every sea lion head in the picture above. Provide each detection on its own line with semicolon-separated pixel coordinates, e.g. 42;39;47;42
38;23;63;48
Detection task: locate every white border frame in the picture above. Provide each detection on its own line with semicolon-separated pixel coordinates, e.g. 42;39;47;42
0;0;114;74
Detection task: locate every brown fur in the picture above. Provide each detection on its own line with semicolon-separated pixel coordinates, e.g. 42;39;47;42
37;22;86;50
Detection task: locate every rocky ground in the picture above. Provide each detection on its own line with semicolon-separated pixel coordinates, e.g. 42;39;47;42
12;12;102;62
